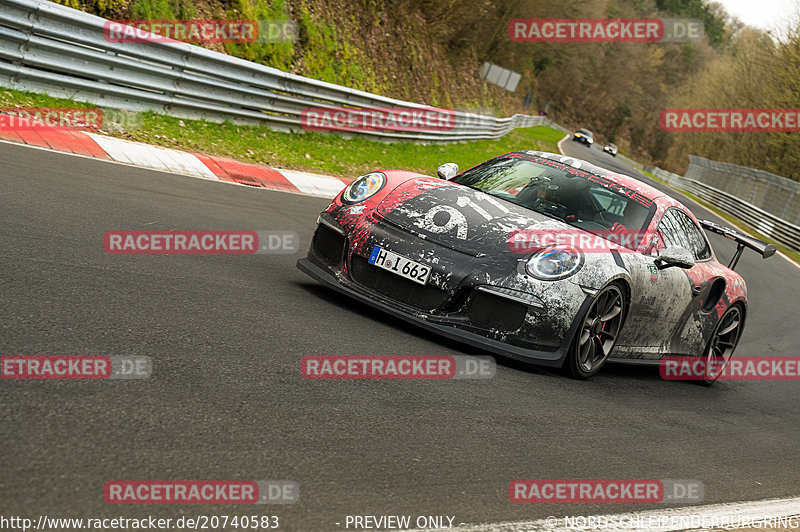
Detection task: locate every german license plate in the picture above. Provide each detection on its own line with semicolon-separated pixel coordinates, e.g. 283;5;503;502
368;246;431;285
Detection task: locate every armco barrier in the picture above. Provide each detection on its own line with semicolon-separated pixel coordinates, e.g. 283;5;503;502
686;155;800;226
0;0;547;142
648;166;800;252
1;0;797;251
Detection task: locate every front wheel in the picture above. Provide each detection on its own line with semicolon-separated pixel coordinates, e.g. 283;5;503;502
565;283;627;379
698;304;744;386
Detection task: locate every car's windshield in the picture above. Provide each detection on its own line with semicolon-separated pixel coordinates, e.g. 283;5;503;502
578;129;593;137
453;154;655;249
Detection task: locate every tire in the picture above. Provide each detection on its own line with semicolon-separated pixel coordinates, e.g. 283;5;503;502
696;304;745;386
565;283;627;379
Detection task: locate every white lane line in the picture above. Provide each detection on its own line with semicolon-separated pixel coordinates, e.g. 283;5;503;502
556;134;570;155
776;251;800;270
278;168;348;198
86;134;218;180
403;496;800;532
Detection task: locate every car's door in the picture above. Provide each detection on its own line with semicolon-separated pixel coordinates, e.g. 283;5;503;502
657;208;722;355
616;209;698;357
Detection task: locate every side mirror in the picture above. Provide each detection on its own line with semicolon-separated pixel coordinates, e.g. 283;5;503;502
655;246;696;269
437;163;459;180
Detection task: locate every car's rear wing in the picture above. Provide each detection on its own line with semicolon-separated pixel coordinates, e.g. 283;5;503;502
699;219;777;269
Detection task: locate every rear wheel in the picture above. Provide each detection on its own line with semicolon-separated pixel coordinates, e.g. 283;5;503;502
698;304;744;386
565;283;627;379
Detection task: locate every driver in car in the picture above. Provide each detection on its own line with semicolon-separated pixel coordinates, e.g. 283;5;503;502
518;176;558;209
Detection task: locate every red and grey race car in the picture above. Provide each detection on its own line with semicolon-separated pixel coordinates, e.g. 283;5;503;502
297;151;775;384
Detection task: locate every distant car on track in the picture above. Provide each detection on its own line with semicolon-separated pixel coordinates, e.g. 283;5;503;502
603;143;618;156
297;151;775;383
572;129;594;146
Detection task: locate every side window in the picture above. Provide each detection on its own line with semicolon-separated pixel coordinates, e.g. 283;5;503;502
673;209;712;260
654;209;684;252
655;209;711;260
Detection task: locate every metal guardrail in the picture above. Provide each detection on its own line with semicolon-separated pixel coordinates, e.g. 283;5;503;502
648;166;800;252
686;155;800;226
1;0;797;251
0;0;551;142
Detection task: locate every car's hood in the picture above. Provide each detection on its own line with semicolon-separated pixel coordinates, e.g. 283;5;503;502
373;179;572;257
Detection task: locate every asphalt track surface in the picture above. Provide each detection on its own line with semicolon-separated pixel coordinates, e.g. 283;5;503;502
1;139;799;531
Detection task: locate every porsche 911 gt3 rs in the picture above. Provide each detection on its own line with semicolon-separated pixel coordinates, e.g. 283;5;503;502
297;151;776;384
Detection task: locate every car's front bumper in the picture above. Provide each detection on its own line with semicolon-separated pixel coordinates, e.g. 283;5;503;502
297;213;590;366
298;258;587;366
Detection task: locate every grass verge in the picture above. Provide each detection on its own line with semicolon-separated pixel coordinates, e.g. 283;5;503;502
0;88;563;179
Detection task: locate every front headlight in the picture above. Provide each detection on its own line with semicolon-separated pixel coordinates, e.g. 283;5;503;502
526;246;584;280
341;172;386;204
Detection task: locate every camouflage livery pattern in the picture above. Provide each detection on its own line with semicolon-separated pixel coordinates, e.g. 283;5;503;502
299;151;752;369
